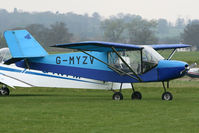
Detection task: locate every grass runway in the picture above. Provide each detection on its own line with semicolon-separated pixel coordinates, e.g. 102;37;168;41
0;78;199;133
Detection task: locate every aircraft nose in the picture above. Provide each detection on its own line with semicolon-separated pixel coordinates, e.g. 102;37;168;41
157;60;188;81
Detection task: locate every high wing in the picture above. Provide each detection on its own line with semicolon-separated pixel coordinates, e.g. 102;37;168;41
51;41;143;52
150;44;191;50
52;41;191;51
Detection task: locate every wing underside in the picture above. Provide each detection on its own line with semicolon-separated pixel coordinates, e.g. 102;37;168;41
150;44;191;50
51;41;143;52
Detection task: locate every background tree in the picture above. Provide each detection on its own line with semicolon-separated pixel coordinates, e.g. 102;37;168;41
0;8;198;50
26;24;49;45
181;21;199;50
157;19;169;35
175;18;185;29
101;18;125;42
126;18;158;45
47;22;73;45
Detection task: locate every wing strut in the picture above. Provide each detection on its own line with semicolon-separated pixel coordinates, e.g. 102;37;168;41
167;48;177;60
80;50;141;81
111;47;142;82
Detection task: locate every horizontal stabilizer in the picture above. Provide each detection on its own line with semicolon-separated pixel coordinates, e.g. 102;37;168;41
4;58;23;65
4;30;48;58
51;41;143;52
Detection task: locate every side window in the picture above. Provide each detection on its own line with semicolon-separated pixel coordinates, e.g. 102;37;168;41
127;51;141;74
108;50;141;74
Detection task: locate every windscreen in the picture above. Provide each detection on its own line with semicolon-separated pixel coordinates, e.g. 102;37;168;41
142;46;164;73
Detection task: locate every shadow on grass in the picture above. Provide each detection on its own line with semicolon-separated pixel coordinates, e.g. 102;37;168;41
3;93;110;99
7;94;64;97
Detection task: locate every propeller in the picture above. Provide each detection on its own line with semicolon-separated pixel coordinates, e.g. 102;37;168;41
180;63;196;76
189;62;197;69
185;63;199;78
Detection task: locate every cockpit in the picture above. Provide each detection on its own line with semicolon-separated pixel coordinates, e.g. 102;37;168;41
0;48;12;63
108;45;164;74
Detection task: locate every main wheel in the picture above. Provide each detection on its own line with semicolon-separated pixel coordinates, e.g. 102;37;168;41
162;92;173;100
0;87;10;96
112;92;123;100
131;91;142;100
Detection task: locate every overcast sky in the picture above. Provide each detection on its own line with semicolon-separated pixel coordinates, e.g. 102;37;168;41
1;0;199;22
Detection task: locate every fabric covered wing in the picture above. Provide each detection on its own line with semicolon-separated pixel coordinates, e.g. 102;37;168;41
150;44;191;50
51;41;143;52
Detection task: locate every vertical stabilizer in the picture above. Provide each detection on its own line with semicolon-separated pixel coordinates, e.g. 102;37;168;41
4;30;48;58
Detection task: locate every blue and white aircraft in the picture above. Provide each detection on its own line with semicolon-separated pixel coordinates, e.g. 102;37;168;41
0;30;190;100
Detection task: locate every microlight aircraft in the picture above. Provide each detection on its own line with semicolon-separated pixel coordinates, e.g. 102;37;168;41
0;30;191;100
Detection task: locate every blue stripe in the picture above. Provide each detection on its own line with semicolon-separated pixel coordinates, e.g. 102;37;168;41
16;61;159;83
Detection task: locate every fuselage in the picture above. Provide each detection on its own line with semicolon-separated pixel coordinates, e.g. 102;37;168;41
14;51;188;83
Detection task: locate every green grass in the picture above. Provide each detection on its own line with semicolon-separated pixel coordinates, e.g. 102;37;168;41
1;51;199;133
159;50;199;65
1;79;199;133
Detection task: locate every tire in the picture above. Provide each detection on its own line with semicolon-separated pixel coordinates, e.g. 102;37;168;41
112;92;123;100
0;87;10;96
162;92;173;100
131;91;142;100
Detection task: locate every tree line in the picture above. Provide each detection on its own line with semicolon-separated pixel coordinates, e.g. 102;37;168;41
0;8;199;51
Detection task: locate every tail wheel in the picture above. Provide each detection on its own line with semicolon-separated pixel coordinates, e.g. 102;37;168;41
0;87;10;96
112;92;123;100
162;92;173;100
131;91;142;100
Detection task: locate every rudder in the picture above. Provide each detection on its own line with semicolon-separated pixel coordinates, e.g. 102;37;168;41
4;30;48;58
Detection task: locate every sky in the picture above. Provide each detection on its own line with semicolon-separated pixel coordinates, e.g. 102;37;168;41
1;0;199;22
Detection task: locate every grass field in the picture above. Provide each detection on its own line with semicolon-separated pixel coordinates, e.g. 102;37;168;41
1;51;199;133
1;78;199;133
159;50;199;65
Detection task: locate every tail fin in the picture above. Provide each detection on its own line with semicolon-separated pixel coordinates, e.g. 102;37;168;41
4;30;48;58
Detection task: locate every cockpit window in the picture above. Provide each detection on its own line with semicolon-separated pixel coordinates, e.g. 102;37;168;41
0;48;12;63
108;46;164;74
108;50;141;74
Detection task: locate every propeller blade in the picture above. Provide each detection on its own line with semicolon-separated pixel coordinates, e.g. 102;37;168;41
189;63;197;68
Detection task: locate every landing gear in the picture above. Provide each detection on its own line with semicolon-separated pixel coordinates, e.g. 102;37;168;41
162;92;173;100
131;83;142;100
162;81;173;100
131;91;142;100
112;92;123;100
112;83;123;100
0;85;10;96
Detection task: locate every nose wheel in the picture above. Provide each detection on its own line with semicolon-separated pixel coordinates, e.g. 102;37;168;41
162;81;173;100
